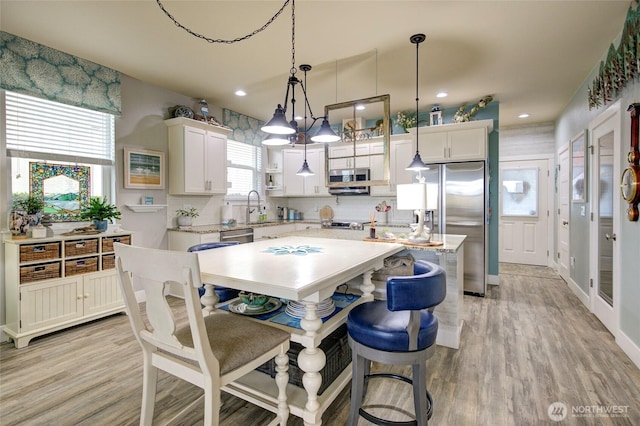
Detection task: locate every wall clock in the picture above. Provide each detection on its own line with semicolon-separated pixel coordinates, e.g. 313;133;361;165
622;103;640;221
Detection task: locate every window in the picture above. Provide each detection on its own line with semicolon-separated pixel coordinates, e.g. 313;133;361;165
226;139;262;197
5;91;115;221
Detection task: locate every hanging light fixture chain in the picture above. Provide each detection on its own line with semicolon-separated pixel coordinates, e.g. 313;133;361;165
155;0;290;44
290;0;296;76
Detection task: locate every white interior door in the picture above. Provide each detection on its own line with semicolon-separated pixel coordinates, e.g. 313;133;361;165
499;159;549;265
589;102;621;335
557;146;570;281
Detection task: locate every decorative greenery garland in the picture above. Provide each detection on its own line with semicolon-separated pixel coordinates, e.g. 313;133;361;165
588;5;640;110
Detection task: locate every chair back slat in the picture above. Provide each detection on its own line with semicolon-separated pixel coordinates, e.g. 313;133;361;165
115;243;218;369
386;260;446;312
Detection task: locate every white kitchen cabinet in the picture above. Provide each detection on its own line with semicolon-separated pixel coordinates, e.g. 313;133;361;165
328;144;370;169
168;230;220;252
3;232;132;348
389;136;416;191
413;119;493;163
369;140;393;196
166;117;231;195
282;147;328;196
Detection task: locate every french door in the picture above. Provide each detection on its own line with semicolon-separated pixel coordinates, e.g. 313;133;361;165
589;101;621;335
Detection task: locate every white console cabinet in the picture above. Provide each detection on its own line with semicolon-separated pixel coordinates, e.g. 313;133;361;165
166;117;231;195
3;231;132;348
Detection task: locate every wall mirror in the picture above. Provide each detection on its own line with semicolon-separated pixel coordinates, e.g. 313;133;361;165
323;94;390;188
570;130;587;202
30;162;90;222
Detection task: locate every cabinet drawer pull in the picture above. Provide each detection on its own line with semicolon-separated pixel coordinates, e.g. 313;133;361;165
35;266;45;272
33;246;45;253
76;261;85;266
75;242;86;248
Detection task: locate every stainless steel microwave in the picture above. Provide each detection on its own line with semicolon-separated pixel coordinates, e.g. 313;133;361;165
328;168;370;195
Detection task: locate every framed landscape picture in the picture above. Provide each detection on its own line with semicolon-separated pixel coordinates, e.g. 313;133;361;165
124;147;165;189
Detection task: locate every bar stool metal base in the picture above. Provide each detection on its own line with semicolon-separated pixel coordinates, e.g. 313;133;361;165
358;372;433;426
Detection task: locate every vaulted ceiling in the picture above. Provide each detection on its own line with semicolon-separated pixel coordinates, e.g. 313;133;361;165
1;1;631;127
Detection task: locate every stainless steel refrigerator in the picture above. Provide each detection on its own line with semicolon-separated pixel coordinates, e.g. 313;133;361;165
424;161;488;296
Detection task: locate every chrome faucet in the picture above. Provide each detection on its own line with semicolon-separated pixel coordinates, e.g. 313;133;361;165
246;190;261;224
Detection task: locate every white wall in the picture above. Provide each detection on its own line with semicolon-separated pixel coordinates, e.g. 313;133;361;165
500;122;555;158
556;34;640;361
116;75;225;248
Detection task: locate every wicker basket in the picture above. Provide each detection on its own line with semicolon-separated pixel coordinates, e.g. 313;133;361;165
65;239;98;257
102;254;115;270
65;257;98;276
19;242;61;262
20;262;62;283
102;235;131;253
256;324;351;395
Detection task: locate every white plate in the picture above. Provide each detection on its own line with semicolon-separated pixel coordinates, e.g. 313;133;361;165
228;298;282;316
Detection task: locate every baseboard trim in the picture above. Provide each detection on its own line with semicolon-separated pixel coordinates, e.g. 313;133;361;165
567;277;589;308
488;274;499;285
617;329;640;370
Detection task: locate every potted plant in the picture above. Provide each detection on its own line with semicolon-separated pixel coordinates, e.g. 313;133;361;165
80;196;121;231
176;207;198;227
12;194;45;227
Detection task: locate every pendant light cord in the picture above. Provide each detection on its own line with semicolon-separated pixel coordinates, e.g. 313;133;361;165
156;0;290;44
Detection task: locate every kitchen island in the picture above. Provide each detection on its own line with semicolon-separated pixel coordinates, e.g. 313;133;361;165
275;227;466;350
195;236;404;425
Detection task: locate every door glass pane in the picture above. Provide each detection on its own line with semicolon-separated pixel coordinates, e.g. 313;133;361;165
598;131;614;306
501;168;538;216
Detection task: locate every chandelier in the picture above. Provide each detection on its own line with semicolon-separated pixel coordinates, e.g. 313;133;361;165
260;0;340;146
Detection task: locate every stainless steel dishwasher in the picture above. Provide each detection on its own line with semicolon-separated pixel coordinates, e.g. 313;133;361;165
219;228;254;244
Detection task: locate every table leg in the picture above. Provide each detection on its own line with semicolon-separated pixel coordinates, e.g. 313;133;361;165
200;284;219;316
359;269;375;300
298;301;326;426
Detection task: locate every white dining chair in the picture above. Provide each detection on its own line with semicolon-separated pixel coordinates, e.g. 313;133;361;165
114;243;290;425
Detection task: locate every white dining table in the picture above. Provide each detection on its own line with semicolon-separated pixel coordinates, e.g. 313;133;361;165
196;236;403;425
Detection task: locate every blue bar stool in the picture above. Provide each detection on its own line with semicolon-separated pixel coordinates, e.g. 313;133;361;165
347;260;446;425
187;242;241;303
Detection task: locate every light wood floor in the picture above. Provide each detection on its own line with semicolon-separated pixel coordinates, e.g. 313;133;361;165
2;264;640;425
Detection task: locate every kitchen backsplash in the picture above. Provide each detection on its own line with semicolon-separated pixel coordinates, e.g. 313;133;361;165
166;194;414;228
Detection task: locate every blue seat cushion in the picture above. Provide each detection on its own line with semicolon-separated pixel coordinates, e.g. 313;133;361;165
198;286;240;303
348;301;438;352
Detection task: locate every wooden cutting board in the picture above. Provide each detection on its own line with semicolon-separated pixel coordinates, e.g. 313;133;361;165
363;238;444;247
319;205;334;220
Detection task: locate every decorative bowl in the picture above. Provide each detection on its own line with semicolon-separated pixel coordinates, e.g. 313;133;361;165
239;292;269;309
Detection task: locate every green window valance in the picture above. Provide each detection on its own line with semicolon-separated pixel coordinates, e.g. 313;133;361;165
0;31;121;115
223;108;265;146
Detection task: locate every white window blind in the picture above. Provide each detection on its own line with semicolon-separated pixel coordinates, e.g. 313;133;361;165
5;91;115;165
226;140;262;196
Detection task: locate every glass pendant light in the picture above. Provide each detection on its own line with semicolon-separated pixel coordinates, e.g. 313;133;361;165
406;33;429;172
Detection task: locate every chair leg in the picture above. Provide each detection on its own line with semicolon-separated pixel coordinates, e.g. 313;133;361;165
140;351;158;426
203;379;221;426
413;362;428;426
348;352;367;426
275;347;290;425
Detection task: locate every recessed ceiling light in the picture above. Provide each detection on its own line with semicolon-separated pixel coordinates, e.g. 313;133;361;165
235;90;246;96
355;104;366;110
436;92;448;98
518;113;530;119
294;115;303;121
